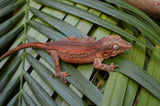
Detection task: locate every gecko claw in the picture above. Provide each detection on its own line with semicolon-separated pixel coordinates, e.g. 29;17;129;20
53;72;70;83
111;63;119;68
108;63;119;74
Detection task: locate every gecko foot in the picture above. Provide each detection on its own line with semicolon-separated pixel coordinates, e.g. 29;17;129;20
53;72;70;83
107;63;119;74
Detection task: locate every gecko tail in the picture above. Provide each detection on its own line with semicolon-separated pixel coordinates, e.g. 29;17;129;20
0;42;46;61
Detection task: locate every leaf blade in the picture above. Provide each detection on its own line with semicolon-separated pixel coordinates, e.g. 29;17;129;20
0;25;24;52
0;11;24;37
26;54;84;106
29;7;88;38
0;75;21;106
24;70;57;106
28;20;65;40
0;0;25;18
70;0;160;45
106;56;160;100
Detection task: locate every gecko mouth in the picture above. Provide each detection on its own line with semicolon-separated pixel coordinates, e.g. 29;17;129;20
126;47;131;51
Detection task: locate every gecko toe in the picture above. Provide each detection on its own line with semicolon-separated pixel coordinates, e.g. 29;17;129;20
113;65;119;68
62;72;70;83
110;63;119;69
107;63;118;74
52;72;70;83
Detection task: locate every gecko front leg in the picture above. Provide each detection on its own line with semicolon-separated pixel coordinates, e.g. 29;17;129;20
93;57;119;74
47;50;70;83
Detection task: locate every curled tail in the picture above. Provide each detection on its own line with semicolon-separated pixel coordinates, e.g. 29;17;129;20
0;42;47;61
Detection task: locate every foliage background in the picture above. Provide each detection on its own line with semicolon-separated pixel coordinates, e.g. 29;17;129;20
0;0;160;105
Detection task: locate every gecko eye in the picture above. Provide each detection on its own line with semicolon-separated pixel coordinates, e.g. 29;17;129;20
113;44;119;50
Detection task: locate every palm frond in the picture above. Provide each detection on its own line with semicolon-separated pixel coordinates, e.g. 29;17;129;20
0;0;160;105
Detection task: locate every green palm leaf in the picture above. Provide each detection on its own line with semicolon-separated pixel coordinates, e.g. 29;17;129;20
0;0;160;105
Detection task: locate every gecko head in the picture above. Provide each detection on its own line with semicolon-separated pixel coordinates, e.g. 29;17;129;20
102;35;132;58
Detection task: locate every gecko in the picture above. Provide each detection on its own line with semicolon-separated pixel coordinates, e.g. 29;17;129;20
0;35;132;83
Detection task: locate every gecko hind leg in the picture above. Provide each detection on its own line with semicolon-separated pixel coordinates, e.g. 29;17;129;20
46;50;70;83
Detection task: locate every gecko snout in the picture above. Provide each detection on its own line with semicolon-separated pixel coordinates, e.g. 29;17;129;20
125;42;132;51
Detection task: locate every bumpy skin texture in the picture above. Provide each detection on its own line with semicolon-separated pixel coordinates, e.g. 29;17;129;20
0;35;132;83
